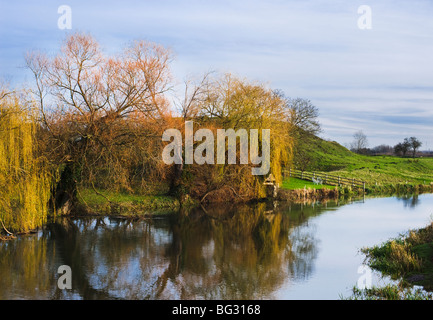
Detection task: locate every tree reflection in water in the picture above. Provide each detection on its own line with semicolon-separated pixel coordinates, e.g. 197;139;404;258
396;194;420;208
0;200;342;300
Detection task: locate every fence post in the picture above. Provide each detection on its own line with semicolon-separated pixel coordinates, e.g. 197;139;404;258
352;178;354;187
338;176;340;186
325;174;327;185
289;168;291;177
301;171;303;179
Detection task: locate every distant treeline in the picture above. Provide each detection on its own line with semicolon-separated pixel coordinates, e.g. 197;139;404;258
354;146;432;157
352;140;430;157
348;130;427;158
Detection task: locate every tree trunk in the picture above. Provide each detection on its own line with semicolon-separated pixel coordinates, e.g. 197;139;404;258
51;163;78;215
169;163;183;196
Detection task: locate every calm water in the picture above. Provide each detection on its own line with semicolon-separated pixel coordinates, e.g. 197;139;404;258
1;194;432;300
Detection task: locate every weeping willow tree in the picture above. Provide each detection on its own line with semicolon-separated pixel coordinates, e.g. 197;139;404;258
0;90;52;234
174;73;294;201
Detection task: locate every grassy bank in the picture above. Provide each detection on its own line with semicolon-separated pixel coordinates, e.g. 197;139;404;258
280;177;369;201
295;133;433;186
346;284;433;300
282;133;433;202
279;176;433;204
76;187;181;217
362;222;433;289
281;177;335;190
348;222;433;299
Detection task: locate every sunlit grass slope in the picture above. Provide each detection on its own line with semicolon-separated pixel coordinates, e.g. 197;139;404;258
291;133;433;186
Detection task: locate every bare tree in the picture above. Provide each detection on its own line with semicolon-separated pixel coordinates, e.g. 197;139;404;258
350;130;368;154
174;72;213;120
25;32;174;211
286;97;321;135
272;94;320;170
26;33;172;127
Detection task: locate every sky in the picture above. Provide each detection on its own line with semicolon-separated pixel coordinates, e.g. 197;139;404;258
0;0;432;149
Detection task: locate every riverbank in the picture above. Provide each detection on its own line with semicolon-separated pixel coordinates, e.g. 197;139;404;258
75;187;182;218
2;179;432;240
280;173;433;201
352;221;433;299
281;133;433;204
77;181;433;216
277;186;339;202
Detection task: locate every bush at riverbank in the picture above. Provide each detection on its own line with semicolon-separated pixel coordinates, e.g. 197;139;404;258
276;186;339;202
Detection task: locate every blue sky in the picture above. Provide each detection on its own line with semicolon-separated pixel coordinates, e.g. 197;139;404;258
1;0;432;148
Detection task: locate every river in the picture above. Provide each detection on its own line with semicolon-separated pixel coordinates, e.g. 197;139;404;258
1;193;432;300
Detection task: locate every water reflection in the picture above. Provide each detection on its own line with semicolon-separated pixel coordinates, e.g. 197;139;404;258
0;200;347;300
396;194;420;208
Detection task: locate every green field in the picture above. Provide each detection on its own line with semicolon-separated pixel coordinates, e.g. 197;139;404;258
287;133;433;187
281;177;335;190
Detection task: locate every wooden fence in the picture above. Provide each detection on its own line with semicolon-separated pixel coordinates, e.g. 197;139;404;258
284;169;366;191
